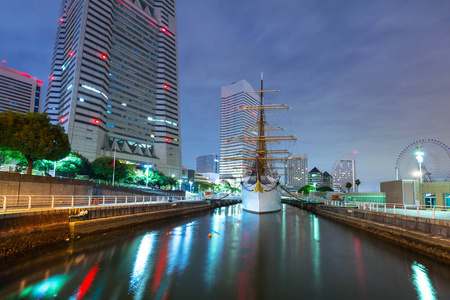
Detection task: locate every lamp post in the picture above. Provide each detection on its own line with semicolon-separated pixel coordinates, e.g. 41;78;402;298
189;181;193;192
415;146;424;183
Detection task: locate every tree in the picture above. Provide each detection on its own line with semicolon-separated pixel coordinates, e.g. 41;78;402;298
58;152;92;177
316;186;334;192
298;185;314;195
91;157;130;182
355;179;361;192
0;111;71;175
346;182;353;193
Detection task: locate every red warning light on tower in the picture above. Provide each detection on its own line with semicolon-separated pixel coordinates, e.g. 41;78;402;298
100;54;107;60
163;84;169;90
165;137;170;142
94;119;100;124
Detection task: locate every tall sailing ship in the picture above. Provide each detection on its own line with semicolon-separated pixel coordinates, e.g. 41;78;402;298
226;73;298;213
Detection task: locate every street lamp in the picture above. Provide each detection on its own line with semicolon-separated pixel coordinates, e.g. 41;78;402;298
415;146;424;183
189;181;193;192
144;164;152;188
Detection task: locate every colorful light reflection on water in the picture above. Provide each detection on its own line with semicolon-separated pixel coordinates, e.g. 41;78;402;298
1;204;449;299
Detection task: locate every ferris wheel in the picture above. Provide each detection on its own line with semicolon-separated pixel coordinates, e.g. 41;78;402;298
395;139;450;182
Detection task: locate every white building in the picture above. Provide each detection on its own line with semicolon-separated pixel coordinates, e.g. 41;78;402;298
0;65;42;114
332;152;357;192
219;80;259;182
44;0;181;177
285;153;308;188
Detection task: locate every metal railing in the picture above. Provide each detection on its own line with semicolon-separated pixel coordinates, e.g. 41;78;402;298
324;200;450;221
1;195;205;213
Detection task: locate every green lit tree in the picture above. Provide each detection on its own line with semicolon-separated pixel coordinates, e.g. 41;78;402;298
0;111;71;175
298;185;314;195
316;186;334;192
91;157;130;183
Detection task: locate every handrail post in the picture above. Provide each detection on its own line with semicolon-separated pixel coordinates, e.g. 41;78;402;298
384;204;387;213
88;196;91;208
393;204;396;215
432;206;435;219
103;196;105;206
3;196;6;212
115;196;117;206
125;196;128;205
28;196;32;210
417;205;420;217
71;196;74;208
51;196;55;209
143;196;145;204
376;204;379;212
404;205;407;216
135;196;137;205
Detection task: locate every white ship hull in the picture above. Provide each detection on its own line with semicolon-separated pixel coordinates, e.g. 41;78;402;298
242;177;282;214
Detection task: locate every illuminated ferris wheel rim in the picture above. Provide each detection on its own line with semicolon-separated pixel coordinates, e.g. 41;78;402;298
395;139;450;180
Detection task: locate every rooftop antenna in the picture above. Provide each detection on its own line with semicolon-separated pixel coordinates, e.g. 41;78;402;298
2;60;6;66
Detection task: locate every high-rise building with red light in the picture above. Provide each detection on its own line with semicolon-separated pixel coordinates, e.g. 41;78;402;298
0;65;42;114
44;0;181;177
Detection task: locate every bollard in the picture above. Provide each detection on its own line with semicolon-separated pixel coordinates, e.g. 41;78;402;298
52;196;55;209
3;196;6;212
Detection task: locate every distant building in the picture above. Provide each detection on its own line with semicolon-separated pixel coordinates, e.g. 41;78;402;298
308;167;333;189
285;153;308;188
322;171;333;189
201;172;220;183
219;79;259;180
381;180;450;206
332;152;357;192
308;167;323;188
0;65;42;114
196;154;219;173
181;167;195;191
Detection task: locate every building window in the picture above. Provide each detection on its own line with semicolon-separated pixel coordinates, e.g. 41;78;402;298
445;194;450;209
423;193;436;208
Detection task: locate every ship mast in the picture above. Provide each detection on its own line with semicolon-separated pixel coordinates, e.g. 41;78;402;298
225;74;298;180
258;72;265;176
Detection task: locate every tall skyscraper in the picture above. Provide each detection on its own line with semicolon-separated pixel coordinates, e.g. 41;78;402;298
0;65;42;114
44;0;181;177
219;80;259;181
332;152;357;192
196;154;219;173
284;153;308;188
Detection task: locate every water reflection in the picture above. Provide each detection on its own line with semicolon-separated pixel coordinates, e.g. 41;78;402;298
1;204;449;299
129;233;156;296
411;261;437;300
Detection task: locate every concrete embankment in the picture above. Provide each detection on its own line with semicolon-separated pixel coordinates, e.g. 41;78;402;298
0;199;239;263
283;199;450;264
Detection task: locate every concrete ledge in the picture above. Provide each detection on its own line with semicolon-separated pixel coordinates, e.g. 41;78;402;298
70;205;210;237
314;209;450;264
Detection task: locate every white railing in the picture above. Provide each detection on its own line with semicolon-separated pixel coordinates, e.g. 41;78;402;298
1;195;205;213
324;200;450;221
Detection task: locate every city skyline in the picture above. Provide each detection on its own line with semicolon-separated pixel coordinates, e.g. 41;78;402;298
1;1;450;191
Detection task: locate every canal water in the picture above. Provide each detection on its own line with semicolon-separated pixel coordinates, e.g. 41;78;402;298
1;204;449;299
